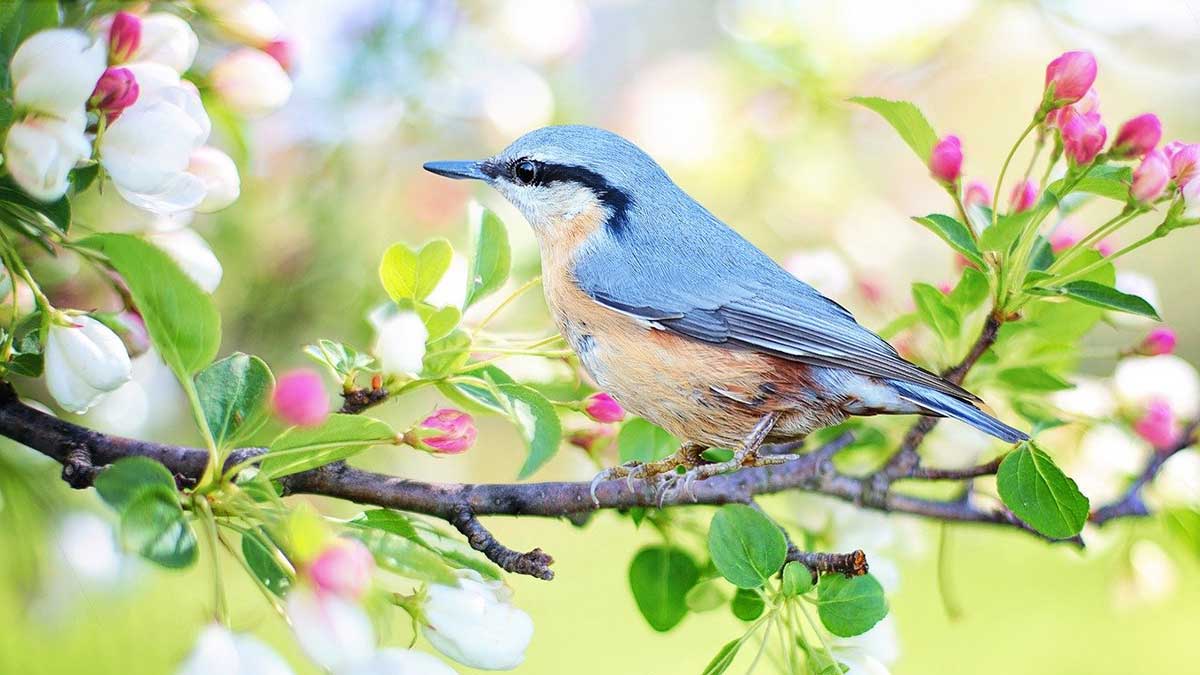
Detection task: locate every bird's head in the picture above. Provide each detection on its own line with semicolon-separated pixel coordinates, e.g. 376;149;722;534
424;126;672;241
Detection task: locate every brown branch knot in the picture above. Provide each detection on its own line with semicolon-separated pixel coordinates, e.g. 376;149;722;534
449;505;555;581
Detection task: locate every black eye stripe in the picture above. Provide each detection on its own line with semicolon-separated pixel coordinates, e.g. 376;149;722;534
527;162;634;234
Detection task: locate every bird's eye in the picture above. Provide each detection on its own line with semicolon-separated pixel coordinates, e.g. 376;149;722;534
512;159;539;185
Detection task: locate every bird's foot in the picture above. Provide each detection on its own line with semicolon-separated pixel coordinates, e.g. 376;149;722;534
589;445;704;507
659;447;801;504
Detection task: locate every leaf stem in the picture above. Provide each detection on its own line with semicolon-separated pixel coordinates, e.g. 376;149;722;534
991;120;1039;228
196;496;230;625
470;275;541;338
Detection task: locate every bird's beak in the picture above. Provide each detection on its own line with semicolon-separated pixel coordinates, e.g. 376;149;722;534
422;160;489;181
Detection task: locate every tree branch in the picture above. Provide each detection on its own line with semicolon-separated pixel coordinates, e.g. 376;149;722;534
449;505;555;580
1090;419;1199;525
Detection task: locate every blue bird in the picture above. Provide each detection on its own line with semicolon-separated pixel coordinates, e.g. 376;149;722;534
425;126;1027;486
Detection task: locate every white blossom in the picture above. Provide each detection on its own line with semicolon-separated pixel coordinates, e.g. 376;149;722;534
421;571;534;671
148;227;224;293
131;13;199;73
4;113;91;202
371;309;428;377
1112;272;1161;327
11;29;106;118
286;587;375;672
198;0;284;45
209;48;292;118
188;146;241;212
1113;355;1200;419
1148;449;1200;509
831;615;899;675
44;315;133;414
1071;424;1149;504
1051;376;1117;420
177;624;294;675
425;254;469;309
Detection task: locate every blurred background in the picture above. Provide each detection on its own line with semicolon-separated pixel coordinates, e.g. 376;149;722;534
2;0;1199;673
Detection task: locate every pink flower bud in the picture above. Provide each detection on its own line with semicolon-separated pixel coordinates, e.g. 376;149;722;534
108;11;142;64
263;38;294;73
583;392;625;423
1043;51;1097;109
937;280;953;295
1111;114;1162;159
567;427;615;456
962;180;991;210
1060;110;1106;166
1130;149;1169;203
1139;327;1177;356
1049;225;1081;253
309;538;374;600
1133;399;1179;451
88;67;139;123
1096;237;1116;257
928;135;963;184
1167;143;1199;188
111;309;151;357
411;408;476;454
1008;179;1038;213
273;369;330;427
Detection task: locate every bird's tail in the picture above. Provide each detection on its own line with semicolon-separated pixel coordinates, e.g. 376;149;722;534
888;379;1028;443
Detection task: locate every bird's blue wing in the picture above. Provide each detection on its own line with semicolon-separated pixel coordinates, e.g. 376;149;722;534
572;212;977;402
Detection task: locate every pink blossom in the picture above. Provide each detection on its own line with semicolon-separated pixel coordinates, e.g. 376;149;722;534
1009;179;1038;213
1130;149;1170;202
309;538;374;600
1060;109;1106;165
1049;225;1081;253
88;67;139;123
567;427;615;456
1167;143;1198;188
1045;88;1100;128
263;38;294;73
1139;327;1177;356
1111;114;1162;159
928;135;963;184
937;280;953;295
108;11;141;64
963;180;991;210
1133;399;1179;451
1096;238;1117;256
413;408;476;454
1044;51;1097;109
273;369;330;427
583;392;626;423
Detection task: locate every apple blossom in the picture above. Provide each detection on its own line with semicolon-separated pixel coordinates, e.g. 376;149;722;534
1114;355;1200;420
425;254;469;309
4;114;91;201
177;624;294;675
567;426;615;456
339;649;459;675
928;135;962;184
199;0;285;46
103;309;152;357
1049;223;1081;253
11;29;107;119
100;63;211;213
1133;399;1179;451
583;392;626;423
421;571;534;670
1168;143;1198;188
147;227;223;293
263;38;295;73
372;310;428;377
97;12;199;74
1060;109;1106;166
209;48;293;118
188;146;241;212
962;180;991;210
107;12;141;64
1008;179;1038;213
1043;50;1097;110
89;67;139;123
409;409;477;454
309;538;375;599
44;315;133;414
1130;149;1169;203
287;587;375;672
1111;114;1162;159
273;369;330;427
1183;176;1200;221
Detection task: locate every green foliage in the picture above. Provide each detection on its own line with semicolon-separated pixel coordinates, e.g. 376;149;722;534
241;532;292;597
618;417;678;464
422;329;471;378
997;444;1089;539
260;414;396;479
0;177;70;232
730;587;765;621
816;573;888;637
379;239;453;303
79;234;220;379
439;365;515;414
911;282;960;343
196;353;274;451
1163;510;1200;561
781;561;814;596
701;639;743;675
348;523;458;585
1046;165;1132;204
912;214;984;269
848;96;939;162
1031;280;1161;320
349;509;501;580
95;458;197;569
996;366;1074;392
684;578;729;612
466;206;511;307
707;504;787;589
495;383;563;479
627;545;700;632
304;340;377;379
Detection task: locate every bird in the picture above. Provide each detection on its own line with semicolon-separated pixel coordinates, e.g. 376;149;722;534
424;125;1027;491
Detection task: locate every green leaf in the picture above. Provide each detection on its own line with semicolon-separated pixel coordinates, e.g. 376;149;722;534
119;488;197;569
730;587;765;621
304;339;377;378
466;206;511;307
980;210;1030;253
1032;280;1161;320
628;546;700;632
948;267;989;314
79;234;220;378
996;366;1074;392
618;417;679;464
261;414;396;479
95;457;177;512
348;524;458;585
685;578;729;613
1163;510;1200;561
422;329;471;379
419;304;461;342
0;178;70;231
1047;165;1132;203
701;447;735;463
700;639;742;675
439;365;516;414
351;509;502;580
781;561;814;596
707;504;787;589
241;532;292;597
849;96;938;164
816;573;888;637
495;383;563;479
911;214;984;269
196;353;274;450
997;444;1089;539
876;312;918;340
379;239;453;303
911;282;960;342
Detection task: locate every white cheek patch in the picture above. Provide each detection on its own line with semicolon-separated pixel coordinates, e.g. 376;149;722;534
498;181;605;232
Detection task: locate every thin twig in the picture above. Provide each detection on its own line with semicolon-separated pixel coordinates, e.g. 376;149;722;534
448;505;555;580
